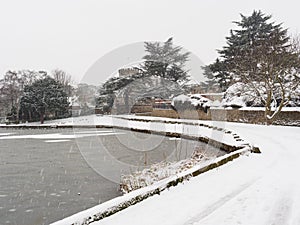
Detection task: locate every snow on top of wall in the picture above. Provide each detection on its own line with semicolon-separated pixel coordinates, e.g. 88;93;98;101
171;94;191;105
172;94;212;108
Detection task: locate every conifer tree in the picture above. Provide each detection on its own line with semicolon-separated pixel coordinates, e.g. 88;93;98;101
143;37;190;82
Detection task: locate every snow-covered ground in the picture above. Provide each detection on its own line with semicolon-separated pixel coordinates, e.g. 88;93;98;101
88;122;300;225
45;115;300;225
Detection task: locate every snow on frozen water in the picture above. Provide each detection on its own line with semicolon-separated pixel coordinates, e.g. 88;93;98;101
0;133;14;136
44;139;71;143
0;132;124;140
73;130;112;134
168;137;181;140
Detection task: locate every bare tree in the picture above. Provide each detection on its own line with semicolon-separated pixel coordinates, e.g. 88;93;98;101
0;70;46;121
234;34;300;123
51;69;73;96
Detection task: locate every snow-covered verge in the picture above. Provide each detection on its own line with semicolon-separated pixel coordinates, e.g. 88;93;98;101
120;148;224;194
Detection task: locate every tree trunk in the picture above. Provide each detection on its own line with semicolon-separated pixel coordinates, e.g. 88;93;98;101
40;113;44;124
265;116;273;125
124;87;131;114
264;90;286;125
264;90;273;125
29;111;32;122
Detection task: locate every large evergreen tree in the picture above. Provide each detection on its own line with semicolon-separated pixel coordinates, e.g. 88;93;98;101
217;10;300;123
20;77;69;123
96;38;190;113
142;37;190;82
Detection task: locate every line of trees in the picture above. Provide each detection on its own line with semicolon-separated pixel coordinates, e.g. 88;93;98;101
2;10;299;124
0;69;72;124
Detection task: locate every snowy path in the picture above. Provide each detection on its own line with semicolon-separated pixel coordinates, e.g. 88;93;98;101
92;123;300;225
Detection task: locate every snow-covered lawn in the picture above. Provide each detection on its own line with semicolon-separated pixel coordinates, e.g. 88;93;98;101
88;123;300;225
45;115;300;225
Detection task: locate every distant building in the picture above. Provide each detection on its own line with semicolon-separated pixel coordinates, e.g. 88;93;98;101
118;67;141;77
70;102;81;117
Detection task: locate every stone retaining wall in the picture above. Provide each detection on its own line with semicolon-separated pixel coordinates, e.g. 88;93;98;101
150;109;300;126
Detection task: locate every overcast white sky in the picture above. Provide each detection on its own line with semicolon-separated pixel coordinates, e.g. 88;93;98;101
1;0;300;83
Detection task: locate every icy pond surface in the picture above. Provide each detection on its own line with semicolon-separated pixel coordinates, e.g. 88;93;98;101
0;128;224;225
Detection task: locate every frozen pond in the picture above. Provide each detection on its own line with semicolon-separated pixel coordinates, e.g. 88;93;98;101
0;128;224;225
